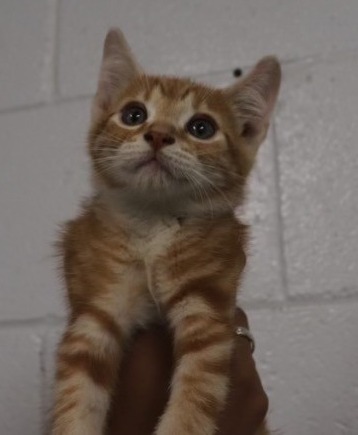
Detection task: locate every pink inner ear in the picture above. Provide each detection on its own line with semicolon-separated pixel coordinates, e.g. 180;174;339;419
262;80;280;121
228;56;281;128
252;56;281;119
94;28;142;112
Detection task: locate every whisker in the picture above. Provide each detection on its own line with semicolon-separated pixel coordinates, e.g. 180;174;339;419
168;161;215;218
191;173;215;219
99;133;127;142
199;161;245;182
187;166;236;213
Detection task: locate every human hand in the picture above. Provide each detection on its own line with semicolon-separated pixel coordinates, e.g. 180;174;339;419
217;308;268;434
106;308;268;435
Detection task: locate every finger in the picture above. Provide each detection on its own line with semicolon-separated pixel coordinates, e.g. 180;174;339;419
216;308;268;435
106;325;173;435
234;306;249;328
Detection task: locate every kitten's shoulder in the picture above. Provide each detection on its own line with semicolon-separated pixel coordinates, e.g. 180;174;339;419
56;197;103;253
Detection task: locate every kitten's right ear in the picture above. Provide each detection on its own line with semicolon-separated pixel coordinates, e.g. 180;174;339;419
225;56;281;144
224;56;281;174
93;28;142;114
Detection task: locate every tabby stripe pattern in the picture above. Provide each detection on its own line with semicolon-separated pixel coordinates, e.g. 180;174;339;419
51;309;121;435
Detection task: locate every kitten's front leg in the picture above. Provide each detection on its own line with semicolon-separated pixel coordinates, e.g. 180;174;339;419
51;307;123;435
156;287;235;435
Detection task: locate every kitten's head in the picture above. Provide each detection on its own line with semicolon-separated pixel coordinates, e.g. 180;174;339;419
88;28;281;216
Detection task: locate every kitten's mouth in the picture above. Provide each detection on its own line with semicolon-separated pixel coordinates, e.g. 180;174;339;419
135;155;173;176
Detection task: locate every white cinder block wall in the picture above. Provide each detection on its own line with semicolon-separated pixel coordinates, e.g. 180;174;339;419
1;1;358;433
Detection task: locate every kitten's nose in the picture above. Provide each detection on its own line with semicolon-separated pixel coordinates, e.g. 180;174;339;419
144;129;175;151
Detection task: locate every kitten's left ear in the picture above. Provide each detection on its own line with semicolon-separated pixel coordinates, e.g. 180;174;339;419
225;56;281;149
93;28;142;116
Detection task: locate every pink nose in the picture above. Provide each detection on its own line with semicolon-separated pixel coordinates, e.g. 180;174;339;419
144;130;175;151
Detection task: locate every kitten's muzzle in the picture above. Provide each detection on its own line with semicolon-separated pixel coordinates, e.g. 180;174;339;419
144;129;175;152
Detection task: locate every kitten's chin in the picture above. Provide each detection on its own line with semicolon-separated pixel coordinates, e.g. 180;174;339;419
134;156;172;175
133;159;175;183
114;156;189;194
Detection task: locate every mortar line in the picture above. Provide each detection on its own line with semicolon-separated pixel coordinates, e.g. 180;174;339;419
51;0;61;98
243;290;358;311
0;93;92;116
39;333;47;435
0;315;65;330
41;0;59;102
271;118;289;299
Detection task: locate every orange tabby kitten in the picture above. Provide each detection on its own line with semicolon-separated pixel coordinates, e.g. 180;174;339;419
51;28;280;435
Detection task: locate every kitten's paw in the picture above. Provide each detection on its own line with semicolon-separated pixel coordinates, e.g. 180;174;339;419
51;423;102;435
155;414;216;435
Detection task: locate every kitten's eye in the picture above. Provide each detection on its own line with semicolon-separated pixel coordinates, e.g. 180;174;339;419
186;115;217;140
121;102;147;126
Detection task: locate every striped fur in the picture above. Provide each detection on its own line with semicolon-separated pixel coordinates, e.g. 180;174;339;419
51;28;280;435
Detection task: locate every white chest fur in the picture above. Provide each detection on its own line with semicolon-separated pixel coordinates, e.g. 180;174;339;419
132;217;180;265
130;217;181;304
